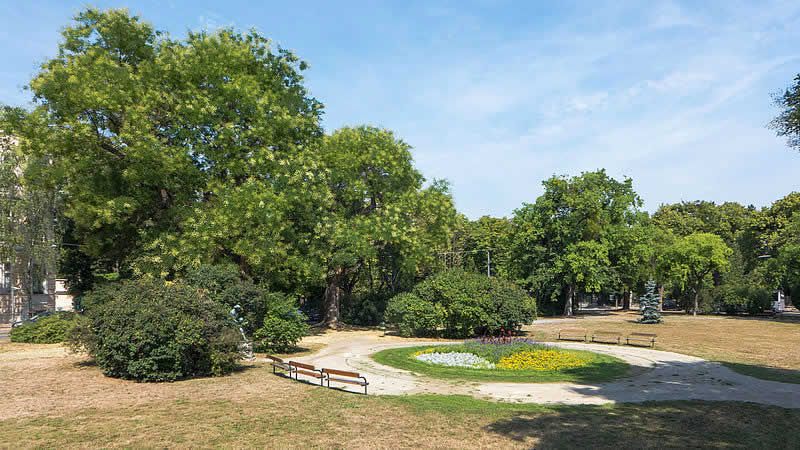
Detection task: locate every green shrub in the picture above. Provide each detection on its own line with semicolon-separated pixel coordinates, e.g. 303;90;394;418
184;264;267;335
384;292;443;337
253;294;309;353
68;279;241;382
385;269;536;338
745;287;774;315
714;281;774;315
10;312;77;343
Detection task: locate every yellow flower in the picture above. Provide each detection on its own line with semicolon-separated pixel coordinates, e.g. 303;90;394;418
497;350;588;371
411;348;436;357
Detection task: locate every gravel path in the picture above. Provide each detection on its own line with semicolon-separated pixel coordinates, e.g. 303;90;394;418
302;333;800;408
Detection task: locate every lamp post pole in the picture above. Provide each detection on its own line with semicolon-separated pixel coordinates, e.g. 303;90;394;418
438;248;495;278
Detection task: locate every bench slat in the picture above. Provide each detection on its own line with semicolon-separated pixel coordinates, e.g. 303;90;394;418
290;361;316;371
294;369;324;378
323;368;360;378
327;376;367;386
266;355;285;363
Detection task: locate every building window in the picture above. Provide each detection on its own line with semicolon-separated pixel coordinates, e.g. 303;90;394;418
1;262;10;291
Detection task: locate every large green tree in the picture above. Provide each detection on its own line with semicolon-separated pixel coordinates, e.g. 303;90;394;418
771;74;800;151
510;170;643;316
469;216;513;279
660;233;732;316
317;126;455;325
2;8;325;293
652;200;754;246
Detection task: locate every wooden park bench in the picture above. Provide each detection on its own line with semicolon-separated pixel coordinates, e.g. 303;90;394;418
289;361;324;385
626;332;657;348
591;330;622;344
322;368;369;395
557;328;587;342
266;355;292;375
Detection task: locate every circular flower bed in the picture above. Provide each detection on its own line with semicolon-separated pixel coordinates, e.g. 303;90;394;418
372;338;629;383
410;339;589;372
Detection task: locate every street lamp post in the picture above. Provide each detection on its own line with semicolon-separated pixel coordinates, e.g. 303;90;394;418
438;248;494;278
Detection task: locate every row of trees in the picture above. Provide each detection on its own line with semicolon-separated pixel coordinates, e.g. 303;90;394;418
1;8;797;326
444;178;798;316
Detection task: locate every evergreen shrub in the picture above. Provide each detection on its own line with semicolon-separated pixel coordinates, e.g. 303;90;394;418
67;279;241;382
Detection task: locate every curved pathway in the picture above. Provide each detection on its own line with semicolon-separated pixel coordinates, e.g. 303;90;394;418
303;334;800;409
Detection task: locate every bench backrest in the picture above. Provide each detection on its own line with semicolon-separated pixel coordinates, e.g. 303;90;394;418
594;330;621;335
290;361;315;371
266;355;284;363
560;329;586;333
322;368;360;378
629;332;656;337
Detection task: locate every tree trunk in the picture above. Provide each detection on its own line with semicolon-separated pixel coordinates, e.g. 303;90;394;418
563;284;575;317
323;275;341;327
657;284;665;312
692;289;700;317
622;291;631;310
712;269;722;287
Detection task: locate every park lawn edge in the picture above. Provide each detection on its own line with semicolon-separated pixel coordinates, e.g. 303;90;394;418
372;345;630;383
720;361;800;384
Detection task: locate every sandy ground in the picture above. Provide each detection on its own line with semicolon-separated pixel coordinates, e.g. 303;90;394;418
299;330;800;409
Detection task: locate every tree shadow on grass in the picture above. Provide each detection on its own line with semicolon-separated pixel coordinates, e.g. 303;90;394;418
561;358;800;408
721;361;800;384
73;359;98;368
717;314;800;323
483;401;799;449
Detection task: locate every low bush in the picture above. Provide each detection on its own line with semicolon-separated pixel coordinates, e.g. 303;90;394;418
385;269;536;337
384;292;443;337
252;293;309;353
67;279;241;382
10;312;77;343
714;283;774;315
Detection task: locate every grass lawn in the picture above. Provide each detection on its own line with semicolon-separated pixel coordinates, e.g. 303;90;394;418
0;351;796;449
372;345;630;383
526;312;800;384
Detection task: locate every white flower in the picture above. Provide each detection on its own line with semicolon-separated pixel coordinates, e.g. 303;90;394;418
413;352;495;369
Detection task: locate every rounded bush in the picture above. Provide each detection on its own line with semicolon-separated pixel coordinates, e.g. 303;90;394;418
252;293;309;353
385;269;536;337
384;292;443;337
69;279;241;382
10;312;77;343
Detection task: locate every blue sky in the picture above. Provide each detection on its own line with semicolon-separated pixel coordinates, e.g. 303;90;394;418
2;1;799;219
